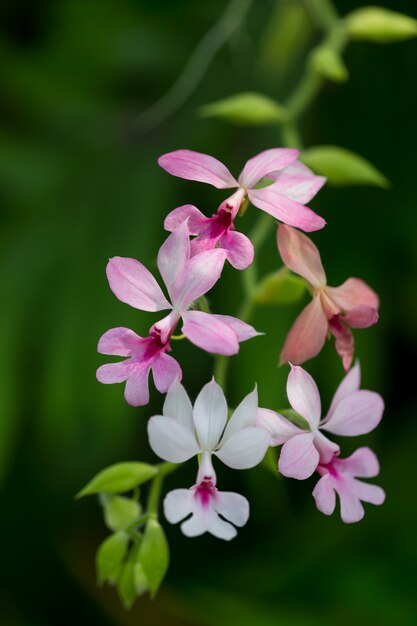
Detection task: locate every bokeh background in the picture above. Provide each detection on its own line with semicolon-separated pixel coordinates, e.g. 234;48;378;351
1;0;417;624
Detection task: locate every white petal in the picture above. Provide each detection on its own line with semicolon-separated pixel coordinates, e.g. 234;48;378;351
180;510;208;537
193;379;228;451
215;491;249;527
287;365;321;428
206;511;237;541
215;427;270;469
221;387;258;444
147;415;200;463
163;380;194;431
163;489;194;523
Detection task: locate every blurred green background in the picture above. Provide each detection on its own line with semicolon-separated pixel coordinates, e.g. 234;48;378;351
1;0;416;624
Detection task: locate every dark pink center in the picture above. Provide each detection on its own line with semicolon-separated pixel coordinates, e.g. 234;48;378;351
141;331;171;361
194;479;217;509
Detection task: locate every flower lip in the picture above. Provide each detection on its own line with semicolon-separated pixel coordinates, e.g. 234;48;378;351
194;479;217;509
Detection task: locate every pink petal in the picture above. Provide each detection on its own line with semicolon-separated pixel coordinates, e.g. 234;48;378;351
96;361;133;384
164;204;209;235
238;148;300;189
124;366;151;407
171;248;226;311
280;296;328;366
152;353;182;393
337;485;365;524
277;224;326;287
329;317;354;371
181;311;239;355
344;305;379;328
158;149;238;189
350;478;385;506
256;408;301;445
278;432;319;479
217;188;246;219
327;278;379;312
106;257;171;312
340;446;380;478
219;230;254;270
248;185;326;232
314;431;340;464
211;314;261;342
97;327;144;356
323;390;384;436
326;361;361;419
312;474;336;516
268;161;326;203
287;365;321;428
157;222;190;296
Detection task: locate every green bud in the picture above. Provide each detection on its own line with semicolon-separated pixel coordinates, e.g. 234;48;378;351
96;531;129;585
139;519;169;598
102;495;141;532
346;7;417;43
117;556;137;609
254;268;306;306
133;562;149;597
310;46;349;82
301;146;389;188
77;462;157;497
199;92;287;126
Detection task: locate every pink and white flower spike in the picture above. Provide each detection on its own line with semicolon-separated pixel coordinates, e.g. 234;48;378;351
256;363;384;480
277;224;379;370
158;148;326;233
313;447;385;523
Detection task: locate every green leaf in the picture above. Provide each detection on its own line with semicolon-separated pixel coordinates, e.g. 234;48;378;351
254;268;306;306
96;531;129;585
346;7;417;43
139;519;169;598
133;562;149;597
77;462;157;497
261;448;280;479
102;495;141;532
199;92;287;126
310;46;349;83
117;556;137;609
301;146;389;188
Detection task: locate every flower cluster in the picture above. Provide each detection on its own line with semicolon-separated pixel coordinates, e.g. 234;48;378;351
97;148;385;538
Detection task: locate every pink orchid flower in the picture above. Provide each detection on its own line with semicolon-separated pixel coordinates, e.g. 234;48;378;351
97;222;259;406
278;224;379;370
313;447;385;523
158;149;327;233
256;363;384;480
149;379;269;539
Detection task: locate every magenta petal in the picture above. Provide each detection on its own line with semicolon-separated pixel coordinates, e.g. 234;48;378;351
96;361;133;384
157;222;190;296
278;432;319;479
269;161;326;203
171;248;226;311
323;390;384;436
124;366;151;407
164;204;209;235
312;474;336;516
329;317;355;371
238;148;300;189
344;305;378;329
181;311;239;355
106;257;171;312
280;297;328;366
248;185;326;232
219;230;254;270
158;149;238;189
277;224;326;287
152;353;182;393
97;327;143;356
211;314;260;342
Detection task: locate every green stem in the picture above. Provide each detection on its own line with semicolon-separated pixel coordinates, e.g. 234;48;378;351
147;462;178;518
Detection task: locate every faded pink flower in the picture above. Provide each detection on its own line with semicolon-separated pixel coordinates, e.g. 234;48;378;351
313;447;385;523
257;363;384;480
278;224;379;370
158;149;326;233
97;222;259;406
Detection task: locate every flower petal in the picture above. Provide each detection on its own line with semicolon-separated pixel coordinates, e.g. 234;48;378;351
221;387;258;443
97;327;144;356
326;361;361;419
327;278;379;312
280;297;328;366
312;474;336;516
158;149;238;189
205;511;237;541
344;305;379;328
337;485;365;524
238;148;300;189
157;222;190;296
180;510;208;537
171;249;226;311
152;353;182;393
147;415;200;462
329;317;355;371
193;379;228;451
313;431;340;464
106;257;171;312
248;185;326;232
219;230;254;270
350;478;385;506
182;311;239;356
215;427;270;469
164;489;194;523
268;161;326;203
164;204;209;235
340;446;380;478
163;379;194;430
96;361;133;384
323;390;384;436
277;224;326;287
278;432;319;479
215;491;249;527
256;408;302;445
210;314;261;342
124;366;151;407
287;365;321;428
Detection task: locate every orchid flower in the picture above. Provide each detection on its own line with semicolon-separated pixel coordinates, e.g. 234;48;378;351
256;363;384;480
97;222;259;406
313;447;385;523
158;149;326;233
277;224;379;370
148;379;270;539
